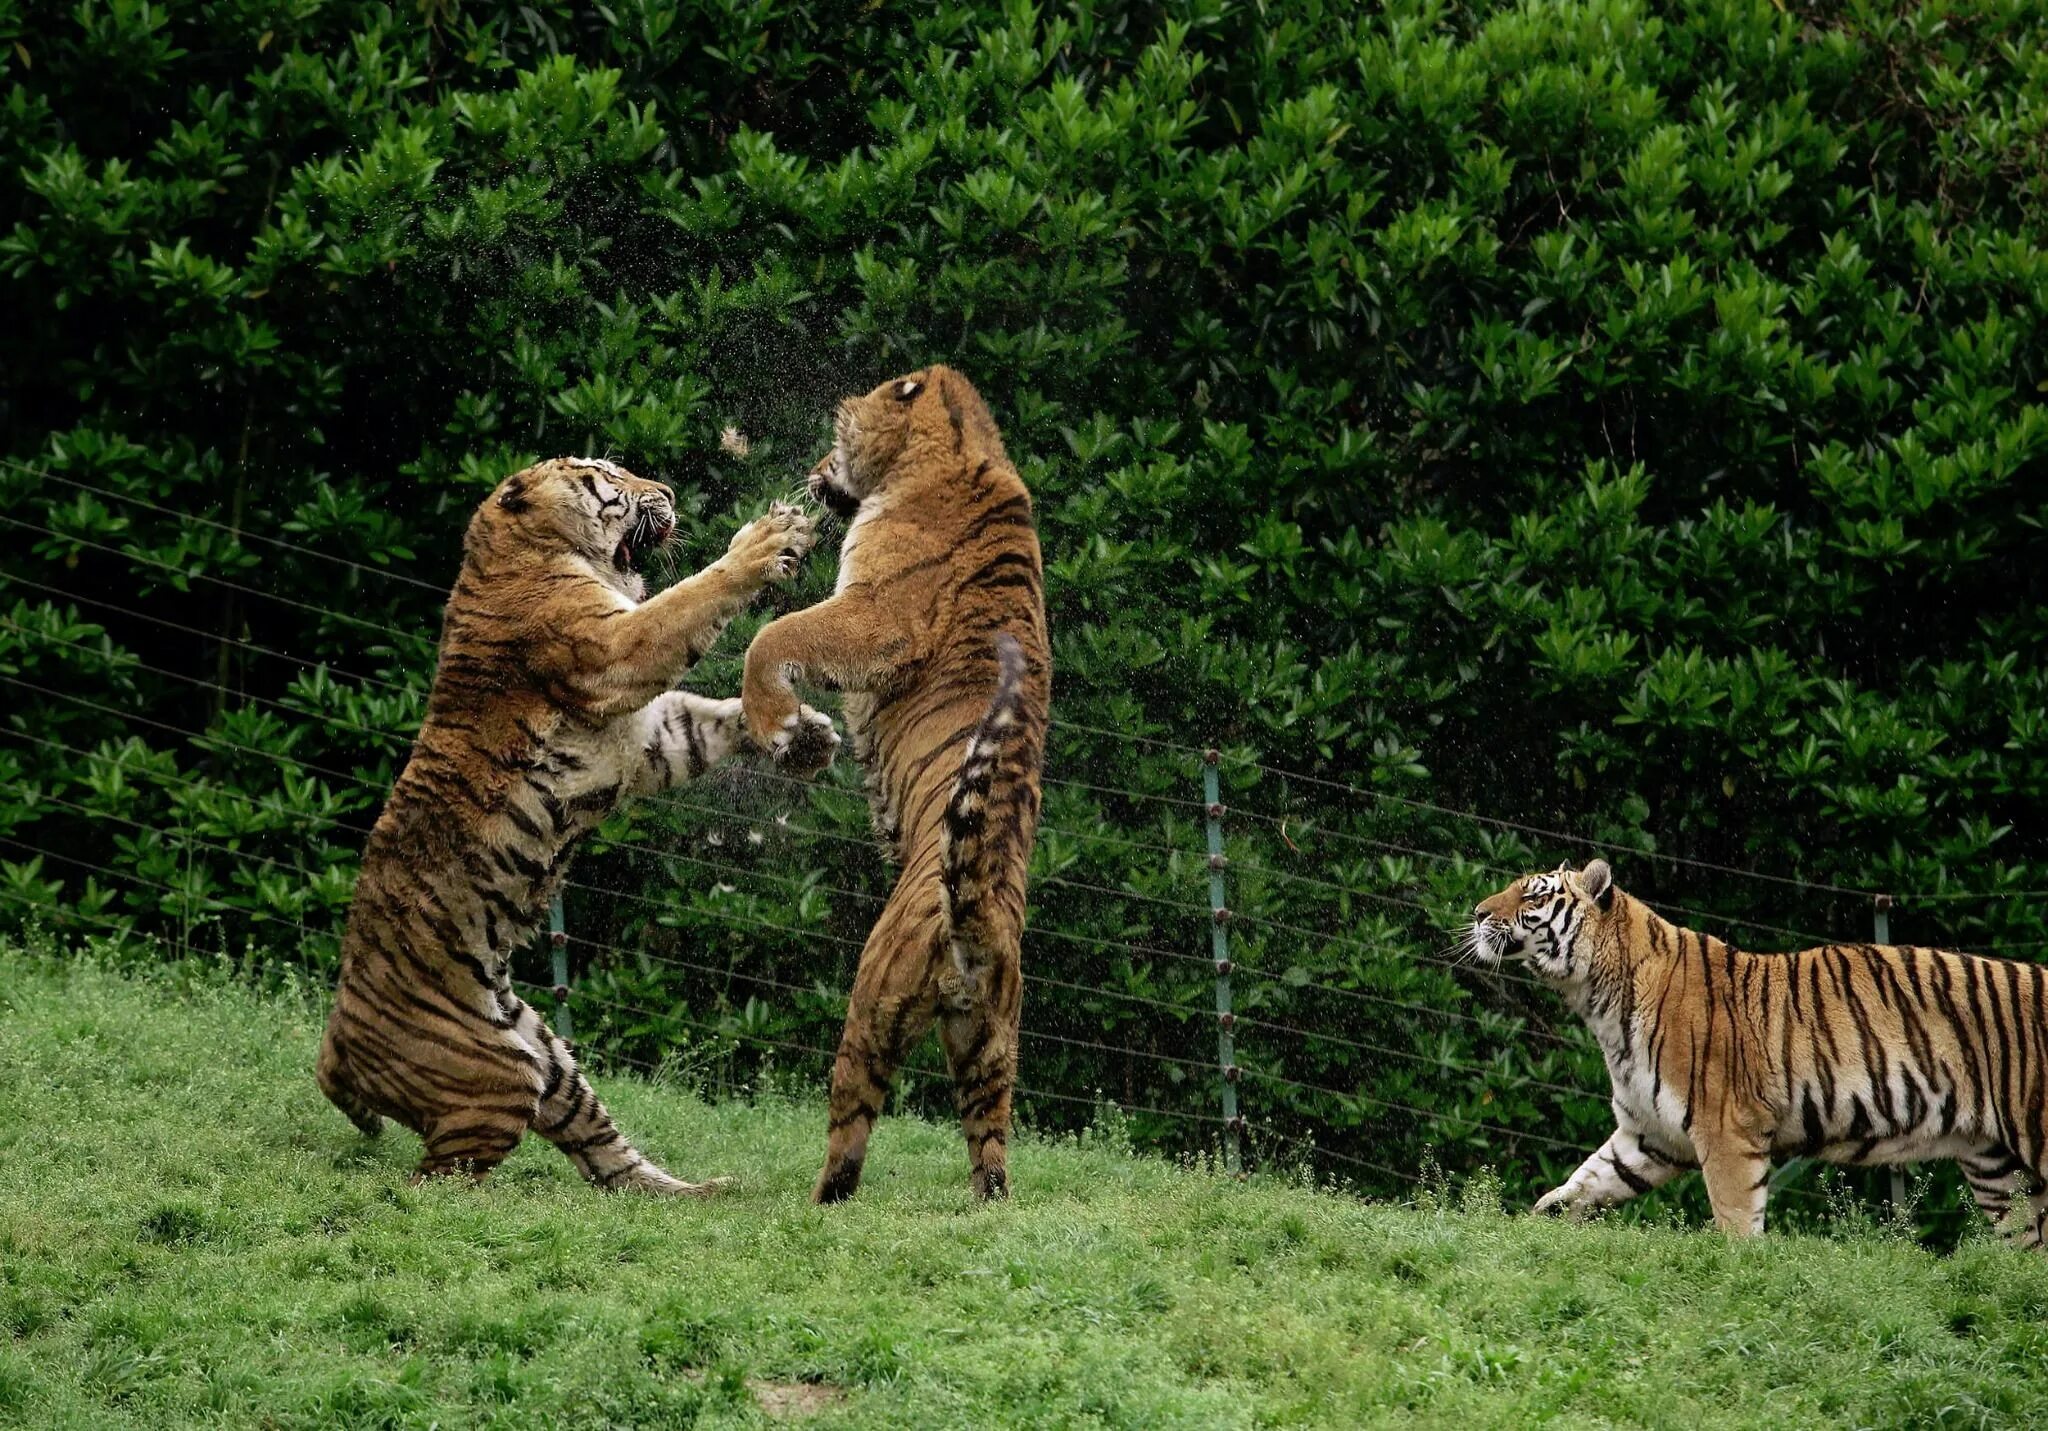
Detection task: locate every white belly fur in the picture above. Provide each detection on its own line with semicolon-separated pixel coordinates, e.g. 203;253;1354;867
834;494;885;594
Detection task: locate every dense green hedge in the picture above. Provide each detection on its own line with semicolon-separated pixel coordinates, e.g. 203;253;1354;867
3;0;2045;1216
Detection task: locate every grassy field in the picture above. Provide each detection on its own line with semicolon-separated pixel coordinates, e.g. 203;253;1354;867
4;945;2048;1428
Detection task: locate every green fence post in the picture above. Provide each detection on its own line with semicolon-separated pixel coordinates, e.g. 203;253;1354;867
1203;749;1242;1175
548;892;572;1044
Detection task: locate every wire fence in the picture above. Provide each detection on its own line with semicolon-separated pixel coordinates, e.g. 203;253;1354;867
4;455;2043;1222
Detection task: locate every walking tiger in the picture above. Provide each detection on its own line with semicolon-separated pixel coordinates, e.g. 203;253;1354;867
1470;859;2048;1247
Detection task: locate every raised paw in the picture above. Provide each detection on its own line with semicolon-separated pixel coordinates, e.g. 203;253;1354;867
1532;1186;1573;1218
769;704;840;776
728;500;816;584
806;447;845;495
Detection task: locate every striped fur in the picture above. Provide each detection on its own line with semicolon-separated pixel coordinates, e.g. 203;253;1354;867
1471;860;2048;1245
316;458;827;1191
742;365;1051;1203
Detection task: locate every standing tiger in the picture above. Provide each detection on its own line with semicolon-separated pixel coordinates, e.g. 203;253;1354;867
742;365;1051;1203
1471;859;2048;1246
317;457;834;1191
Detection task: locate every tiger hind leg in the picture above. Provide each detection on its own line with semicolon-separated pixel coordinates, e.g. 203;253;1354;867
2014;1173;2048;1253
815;958;938;1205
415;1108;529;1184
938;964;1021;1202
1960;1150;2028;1238
531;1027;725;1196
315;1027;383;1137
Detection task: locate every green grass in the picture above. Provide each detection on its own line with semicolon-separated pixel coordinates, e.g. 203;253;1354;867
5;946;2048;1428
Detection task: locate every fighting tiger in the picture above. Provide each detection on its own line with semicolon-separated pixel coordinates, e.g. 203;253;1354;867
742;365;1051;1203
1470;859;2048;1247
316;457;835;1192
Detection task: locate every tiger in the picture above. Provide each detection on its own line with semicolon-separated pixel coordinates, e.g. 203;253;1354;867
316;456;836;1192
741;365;1051;1203
1470;858;2048;1246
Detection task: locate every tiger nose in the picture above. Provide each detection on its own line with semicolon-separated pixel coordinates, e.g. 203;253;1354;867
649;481;675;503
1471;903;1488;920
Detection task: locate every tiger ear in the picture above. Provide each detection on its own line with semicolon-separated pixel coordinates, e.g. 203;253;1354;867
1579;859;1614;911
894;377;924;402
497;477;530;513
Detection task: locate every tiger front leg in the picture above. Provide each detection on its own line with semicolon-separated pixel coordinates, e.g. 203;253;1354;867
631;692;741;793
1534;1126;1690;1218
742;595;905;775
1696;1136;1771;1238
571;503;818;717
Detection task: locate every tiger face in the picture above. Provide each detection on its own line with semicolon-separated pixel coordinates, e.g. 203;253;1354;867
1469;859;1615;983
807;366;999;522
481;457;677;599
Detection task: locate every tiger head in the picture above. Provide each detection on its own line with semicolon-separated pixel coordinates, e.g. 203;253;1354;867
1468;859;1617;984
473;457;677;598
807;364;1003;521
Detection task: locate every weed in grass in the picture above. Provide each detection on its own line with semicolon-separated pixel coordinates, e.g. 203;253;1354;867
0;1288;51;1340
0;1347;38;1415
137;1202;212;1246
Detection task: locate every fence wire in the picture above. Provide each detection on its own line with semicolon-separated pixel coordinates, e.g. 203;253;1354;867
2;458;2038;1220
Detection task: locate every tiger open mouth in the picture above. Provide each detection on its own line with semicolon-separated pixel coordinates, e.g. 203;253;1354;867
614;509;675;572
807;464;861;522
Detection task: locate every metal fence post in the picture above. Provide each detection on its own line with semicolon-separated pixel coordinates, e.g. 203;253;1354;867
547;891;573;1043
1203;749;1243;1175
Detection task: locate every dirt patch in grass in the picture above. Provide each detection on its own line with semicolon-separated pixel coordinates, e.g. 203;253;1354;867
750;1378;845;1418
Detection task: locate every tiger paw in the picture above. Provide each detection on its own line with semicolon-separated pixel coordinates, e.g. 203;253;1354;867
1532;1187;1573;1217
728;500;815;584
805;448;848;507
770;704;840;775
